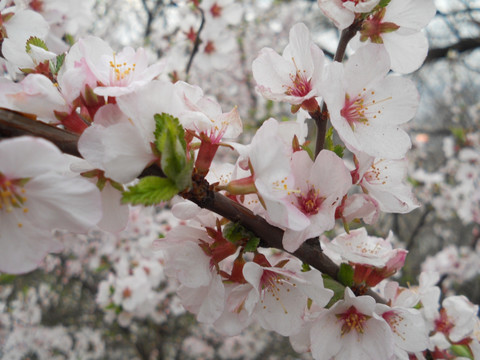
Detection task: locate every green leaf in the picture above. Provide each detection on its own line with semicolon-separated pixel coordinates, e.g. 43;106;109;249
338;263;354;287
322;275;346;308
333;145;345;158
450;345;473;359
53;53;65;74
378;0;392;8
154;113;193;190
0;273;16;284
244;237;260;252
122;176;179;206
324;127;334;151
26;36;48;53
64;34;75;46
324;127;345;158
223;222;260;251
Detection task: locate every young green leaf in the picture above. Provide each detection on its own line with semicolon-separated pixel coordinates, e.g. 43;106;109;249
223;222;260;251
154;113;193;190
338;263;354;287
378;0;392;8
122;176;179;206
322;275;346;308
26;36;49;53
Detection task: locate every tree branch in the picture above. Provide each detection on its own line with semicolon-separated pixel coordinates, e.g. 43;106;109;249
0;109;386;304
425;37;480;62
0;109;81;157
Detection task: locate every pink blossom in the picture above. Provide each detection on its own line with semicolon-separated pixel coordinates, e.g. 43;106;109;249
242;259;333;336
280;150;352;252
324;44;418;159
252;23;325;112
0;136;102;274
310;288;395;360
77;36;165;97
325;228;407;286
376;304;430;357
318;0;381;30
356;0;436;73
352;151;420;213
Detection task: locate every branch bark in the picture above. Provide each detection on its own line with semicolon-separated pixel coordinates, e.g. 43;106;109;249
425;37;480;62
0;109;386;304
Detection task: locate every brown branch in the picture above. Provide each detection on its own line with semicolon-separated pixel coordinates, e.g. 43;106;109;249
0;109;386;304
0;109;81;157
425;37;480;62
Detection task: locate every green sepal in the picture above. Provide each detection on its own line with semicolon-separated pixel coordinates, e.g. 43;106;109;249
96;177;107;191
26;36;48;53
301;263;311;272
154;113;193;191
338;263;354;287
64;34;75;46
223;222;260;252
322;275;346;308
301;144;315;161
450;345;473;359
0;273;17;284
121;176;179;206
105;302;123;315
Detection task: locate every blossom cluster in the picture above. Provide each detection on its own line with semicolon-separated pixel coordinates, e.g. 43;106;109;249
1;0;479;360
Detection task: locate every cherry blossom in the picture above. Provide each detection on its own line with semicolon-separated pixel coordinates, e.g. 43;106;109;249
280;150;352;252
375;304;430;358
77;36;165;97
352;151;419;213
252;22;325;112
309;288;394;360
317;0;380;30
0;136;102;274
324;44;418;159
0;6;49;74
325;227;407;286
243;258;333;336
356;0;437;73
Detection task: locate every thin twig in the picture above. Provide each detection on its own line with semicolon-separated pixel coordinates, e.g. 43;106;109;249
406;204;433;251
312;20;362;158
185;7;205;78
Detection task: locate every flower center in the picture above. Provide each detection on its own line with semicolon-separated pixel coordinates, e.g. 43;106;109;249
285;59;312;98
260;269;297;315
360;8;400;44
210;3;222;17
340;89;392;129
364;159;389;185
204;40;216;54
297;188;324;215
0;173;29;227
29;0;44;12
337;306;369;335
434;308;455;336
109;53;136;85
